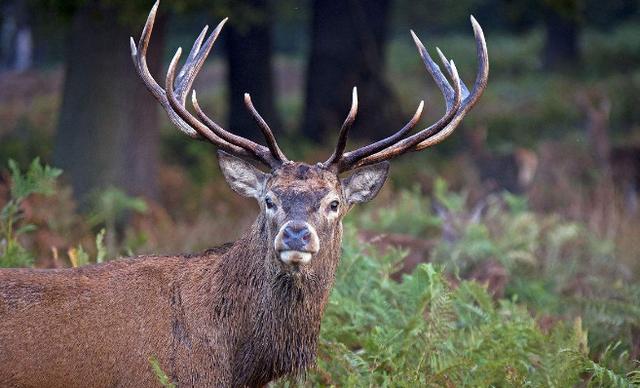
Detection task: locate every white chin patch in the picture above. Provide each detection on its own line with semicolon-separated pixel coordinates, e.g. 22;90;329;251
279;251;312;266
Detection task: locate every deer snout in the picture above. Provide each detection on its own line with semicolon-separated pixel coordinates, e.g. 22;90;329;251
275;221;320;265
283;223;311;250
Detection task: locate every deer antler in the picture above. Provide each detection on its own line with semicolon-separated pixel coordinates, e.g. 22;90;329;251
130;1;288;169
324;16;489;173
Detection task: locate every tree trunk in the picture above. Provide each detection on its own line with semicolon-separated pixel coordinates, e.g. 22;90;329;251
542;1;580;71
53;2;164;205
0;0;33;72
302;0;401;143
224;0;280;142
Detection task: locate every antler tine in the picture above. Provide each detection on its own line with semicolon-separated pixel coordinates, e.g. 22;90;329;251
410;30;457;110
335;101;424;171
164;22;281;167
173;24;209;104
244;93;288;162
436;47;470;99
464;16;489;110
131;1;285;169
174;18;227;105
413;15;488;151
165;48;260;158
336;48;462;171
165;48;280;167
334;17;488;172
323;87;358;168
190;90;280;166
130;1;200;139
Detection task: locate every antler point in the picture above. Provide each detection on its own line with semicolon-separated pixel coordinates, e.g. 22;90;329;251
470;15;483;36
149;1;159;19
129;37;137;55
410;31;427;54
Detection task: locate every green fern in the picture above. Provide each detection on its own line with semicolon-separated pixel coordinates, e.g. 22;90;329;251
274;220;639;386
1;158;62;267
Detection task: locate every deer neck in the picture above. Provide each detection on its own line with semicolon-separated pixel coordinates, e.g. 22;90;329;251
208;215;342;384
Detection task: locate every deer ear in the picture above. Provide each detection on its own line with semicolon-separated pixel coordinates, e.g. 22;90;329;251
217;151;268;198
341;162;389;205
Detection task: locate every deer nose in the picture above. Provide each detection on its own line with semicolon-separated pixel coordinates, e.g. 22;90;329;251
282;222;311;251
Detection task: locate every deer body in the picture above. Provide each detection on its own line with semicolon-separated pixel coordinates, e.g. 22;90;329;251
0;1;488;385
1;202;340;387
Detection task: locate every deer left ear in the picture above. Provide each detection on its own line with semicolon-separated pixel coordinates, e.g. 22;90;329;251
217;151;268;198
341;162;389;205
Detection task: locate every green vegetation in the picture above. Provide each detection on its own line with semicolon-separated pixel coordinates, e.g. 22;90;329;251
275;185;640;386
305;240;637;386
0;158;61;267
0;160;147;268
149;357;177;388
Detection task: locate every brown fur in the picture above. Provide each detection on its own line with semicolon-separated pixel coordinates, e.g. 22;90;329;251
0;160;387;387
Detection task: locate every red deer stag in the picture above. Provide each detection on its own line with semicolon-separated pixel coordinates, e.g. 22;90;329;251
0;2;488;386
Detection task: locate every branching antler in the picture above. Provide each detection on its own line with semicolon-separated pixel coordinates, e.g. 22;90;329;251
130;1;287;169
132;2;487;173
325;16;489;173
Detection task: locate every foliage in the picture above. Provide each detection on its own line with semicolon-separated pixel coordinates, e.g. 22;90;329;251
67;229;106;267
149;356;176;388
274;225;638;386
87;187;147;256
426;185;640;358
358;180;640;370
0;158;61;267
357;185;441;237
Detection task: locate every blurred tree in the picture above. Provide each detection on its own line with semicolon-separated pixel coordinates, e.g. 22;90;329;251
302;0;402;143
583;0;638;30
542;0;582;71
52;0;164;205
224;0;281;141
392;0;483;33
0;0;33;71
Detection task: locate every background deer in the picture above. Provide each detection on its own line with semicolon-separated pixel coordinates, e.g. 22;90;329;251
0;2;488;386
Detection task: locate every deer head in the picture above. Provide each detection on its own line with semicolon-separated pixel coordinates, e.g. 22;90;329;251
130;1;488;272
217;151;389;270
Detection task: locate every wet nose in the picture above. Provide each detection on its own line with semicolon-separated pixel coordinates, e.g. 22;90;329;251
282;221;311;251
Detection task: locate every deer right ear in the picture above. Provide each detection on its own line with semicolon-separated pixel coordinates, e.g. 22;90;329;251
217;151;268;198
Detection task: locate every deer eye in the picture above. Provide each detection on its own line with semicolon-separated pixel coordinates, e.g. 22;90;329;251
330;200;340;212
265;197;275;210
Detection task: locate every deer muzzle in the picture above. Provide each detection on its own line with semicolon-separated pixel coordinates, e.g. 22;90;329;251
274;221;320;265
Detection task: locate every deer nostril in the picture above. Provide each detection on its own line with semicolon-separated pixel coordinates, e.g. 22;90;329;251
282;223;311;250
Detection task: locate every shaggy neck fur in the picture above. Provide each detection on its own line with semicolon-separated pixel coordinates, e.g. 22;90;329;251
189;213;343;386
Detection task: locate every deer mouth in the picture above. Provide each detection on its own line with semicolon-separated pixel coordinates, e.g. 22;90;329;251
278;250;314;266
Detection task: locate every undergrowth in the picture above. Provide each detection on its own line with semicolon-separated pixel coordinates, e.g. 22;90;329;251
274;224;639;387
0;158;61;267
